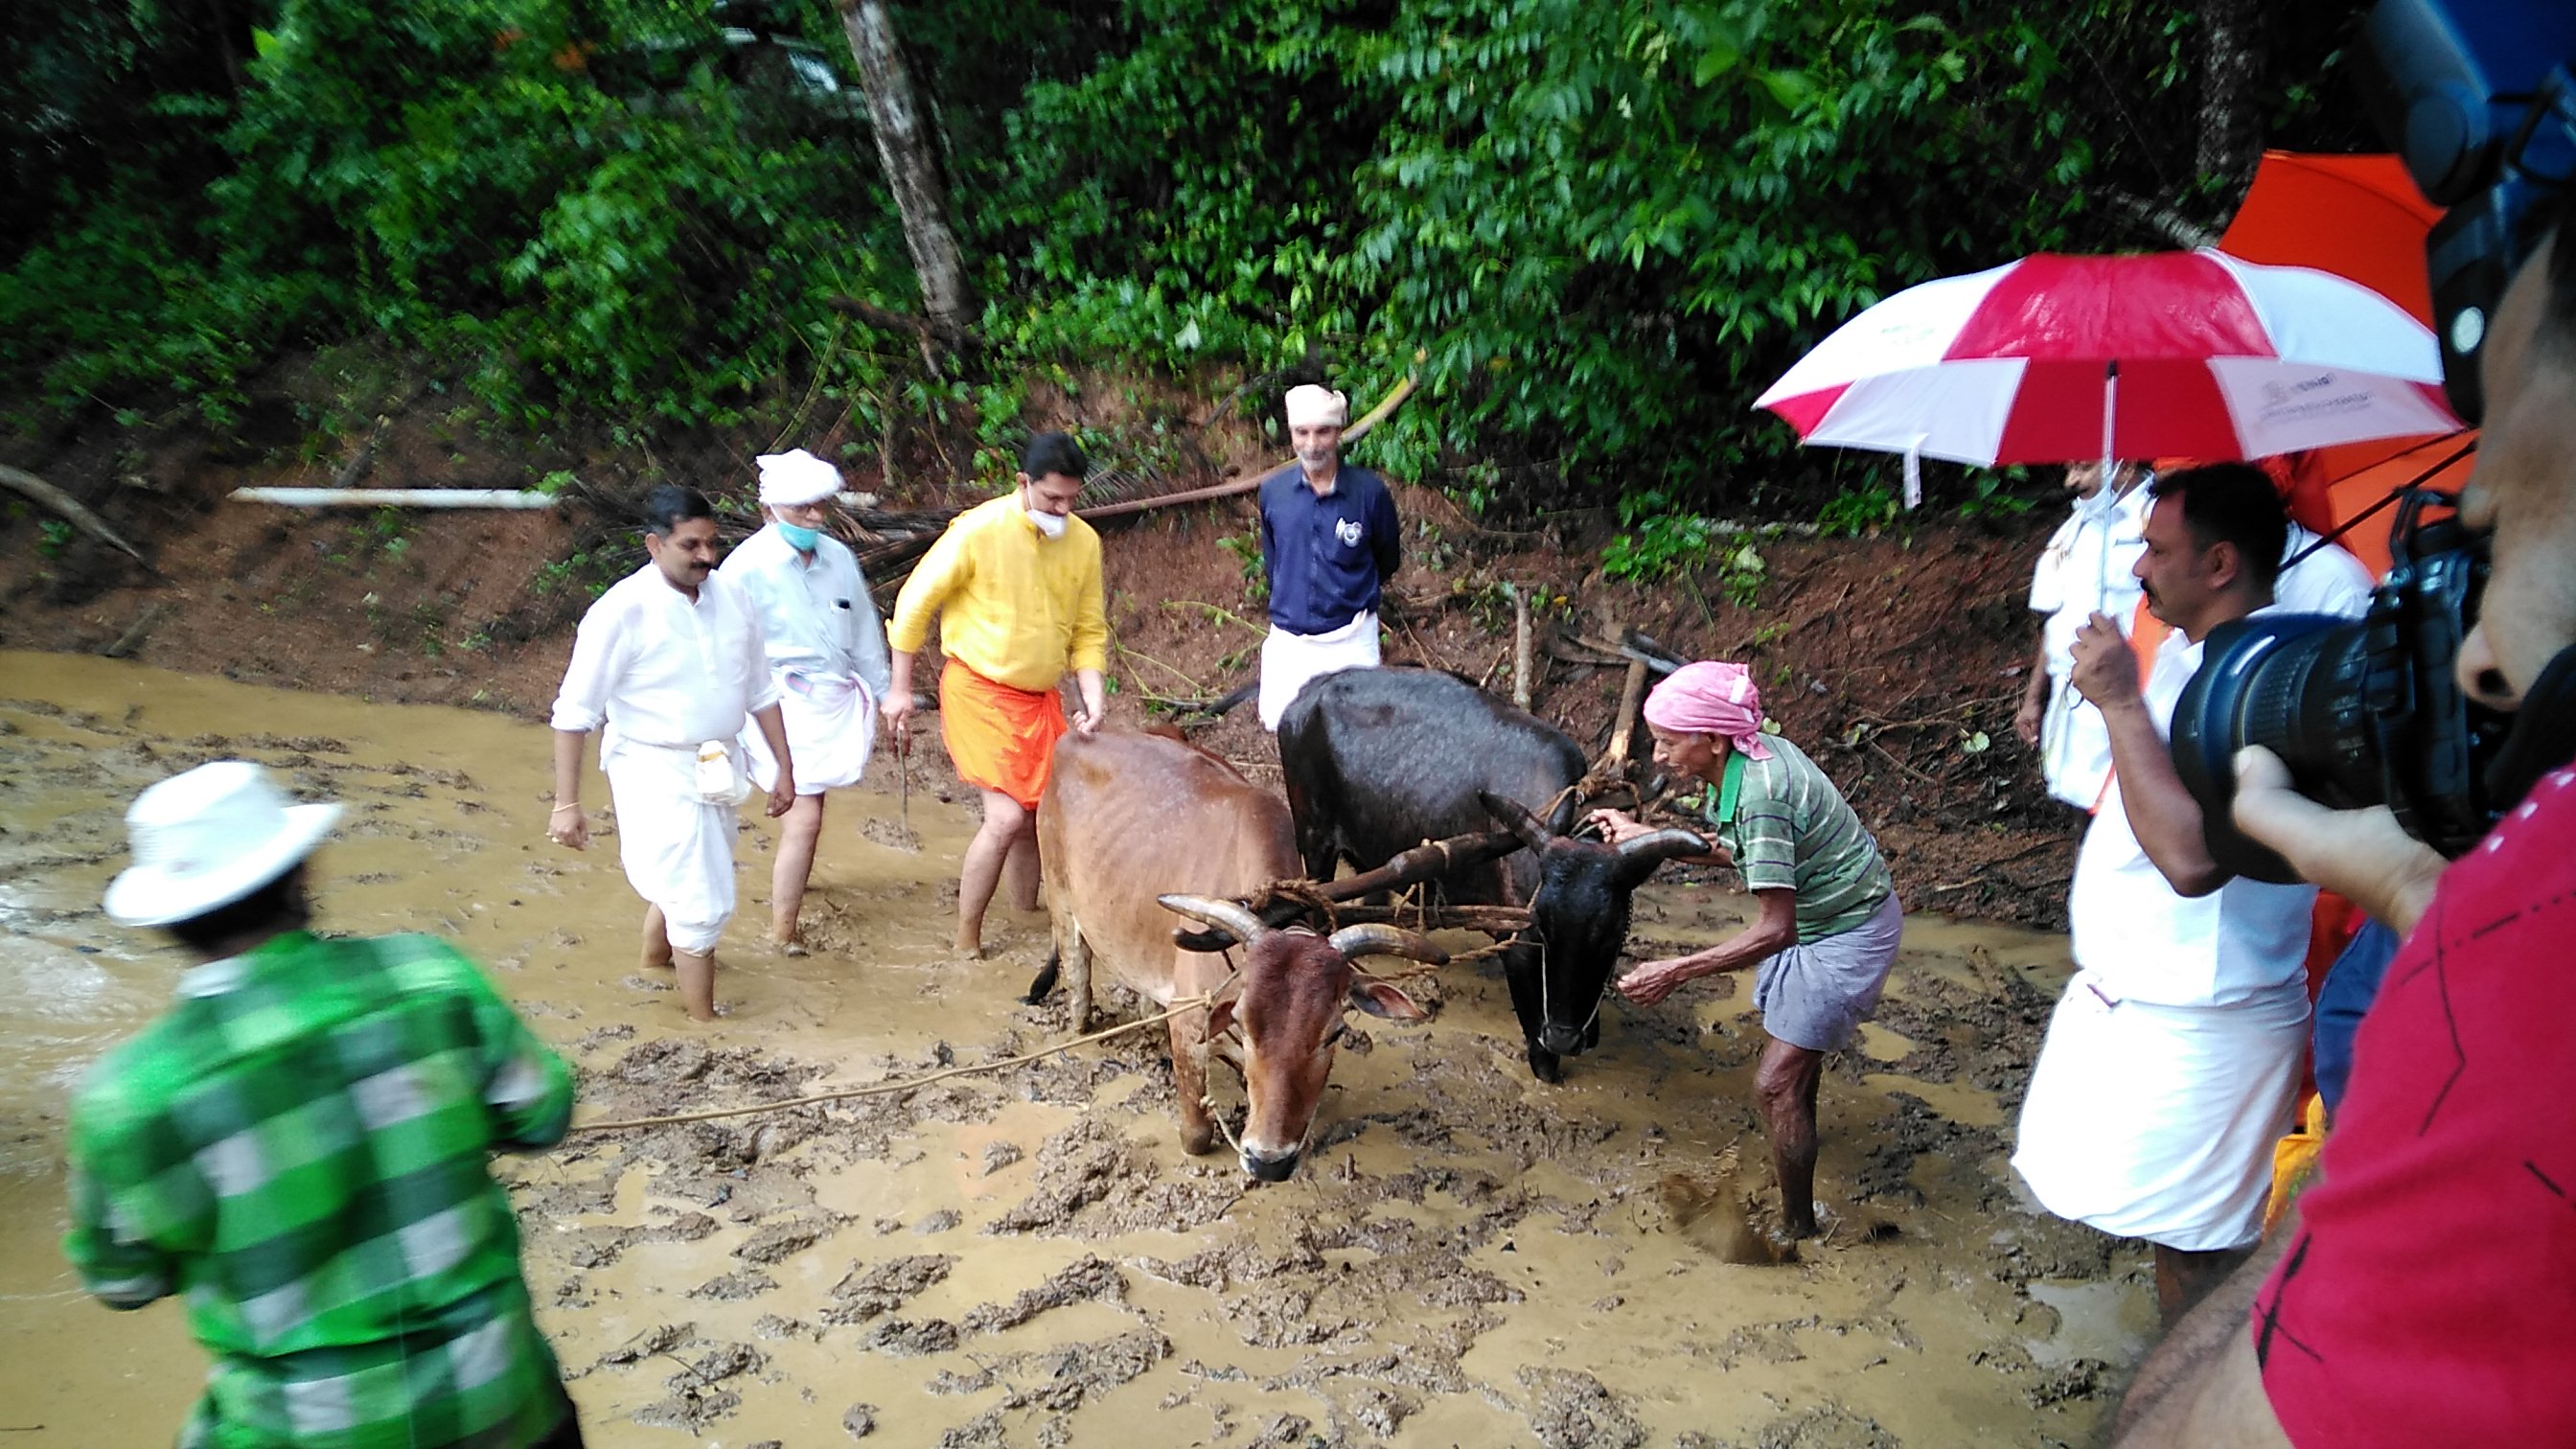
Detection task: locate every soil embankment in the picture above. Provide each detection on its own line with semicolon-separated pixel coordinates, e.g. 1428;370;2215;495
1;380;2079;929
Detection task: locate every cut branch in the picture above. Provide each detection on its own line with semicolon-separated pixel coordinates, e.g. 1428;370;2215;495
1;464;147;563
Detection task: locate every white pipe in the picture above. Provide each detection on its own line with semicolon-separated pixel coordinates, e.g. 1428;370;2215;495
229;488;562;509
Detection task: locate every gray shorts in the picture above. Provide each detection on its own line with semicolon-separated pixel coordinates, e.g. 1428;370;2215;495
1752;892;1904;1051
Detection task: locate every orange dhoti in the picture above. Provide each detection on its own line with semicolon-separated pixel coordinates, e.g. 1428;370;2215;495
938;660;1069;810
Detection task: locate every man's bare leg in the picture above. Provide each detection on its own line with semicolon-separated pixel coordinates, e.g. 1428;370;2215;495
1754;1036;1827;1239
672;948;718;1022
956;788;1033;956
640;905;674;970
2152;1243;2254;1329
769;793;825;952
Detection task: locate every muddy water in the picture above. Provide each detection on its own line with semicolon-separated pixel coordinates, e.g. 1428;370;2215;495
0;653;2152;1446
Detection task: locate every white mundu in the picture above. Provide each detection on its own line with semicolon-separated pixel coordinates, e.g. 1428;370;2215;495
551;564;773;952
723;522;891;794
1256;610;1380;730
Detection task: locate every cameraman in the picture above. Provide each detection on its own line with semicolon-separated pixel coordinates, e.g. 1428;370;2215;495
2111;224;2576;1445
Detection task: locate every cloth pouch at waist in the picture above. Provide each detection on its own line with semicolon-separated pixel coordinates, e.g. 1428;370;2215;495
605;724;750;804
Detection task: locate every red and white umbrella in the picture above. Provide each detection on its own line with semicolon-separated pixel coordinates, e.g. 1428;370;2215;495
1754;249;2461;472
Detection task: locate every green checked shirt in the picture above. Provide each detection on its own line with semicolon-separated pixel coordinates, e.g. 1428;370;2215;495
64;931;577;1449
1691;735;1895;944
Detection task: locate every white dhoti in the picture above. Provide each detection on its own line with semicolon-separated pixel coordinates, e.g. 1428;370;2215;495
1258;611;1381;729
744;670;875;794
2011;974;2308;1252
602;732;742;954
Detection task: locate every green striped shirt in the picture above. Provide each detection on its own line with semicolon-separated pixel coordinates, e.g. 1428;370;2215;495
64;931;576;1449
1694;735;1895;943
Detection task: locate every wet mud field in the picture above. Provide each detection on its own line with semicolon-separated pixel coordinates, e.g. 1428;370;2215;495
0;653;2151;1446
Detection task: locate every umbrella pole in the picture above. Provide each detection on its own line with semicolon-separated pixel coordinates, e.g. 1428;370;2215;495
2102;359;2119;477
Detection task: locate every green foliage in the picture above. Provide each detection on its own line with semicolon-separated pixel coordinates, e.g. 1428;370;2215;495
1217;528;1270;605
1816;484;1900;538
3;0;2359;519
1957;470;2037;520
1602;511;1719;583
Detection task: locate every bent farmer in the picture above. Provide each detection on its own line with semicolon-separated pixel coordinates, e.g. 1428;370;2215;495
69;761;584;1448
885;430;1110;956
720;448;894;953
550;483;795;1020
1590;661;1901;1242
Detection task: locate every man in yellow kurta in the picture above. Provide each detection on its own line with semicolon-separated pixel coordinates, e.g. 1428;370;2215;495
886;430;1110;955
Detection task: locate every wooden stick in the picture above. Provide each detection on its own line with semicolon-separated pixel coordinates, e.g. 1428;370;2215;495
1329;903;1531;933
0;464;146;562
1315;829;1520;902
102;603;172;659
1606;656;1650;769
1509;583;1533;709
1073;374;1417;520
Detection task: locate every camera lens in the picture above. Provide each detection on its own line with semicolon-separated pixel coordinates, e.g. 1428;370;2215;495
2171;614;2385;884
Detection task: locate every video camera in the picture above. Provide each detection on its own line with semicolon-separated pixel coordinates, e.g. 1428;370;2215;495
2174;0;2576;883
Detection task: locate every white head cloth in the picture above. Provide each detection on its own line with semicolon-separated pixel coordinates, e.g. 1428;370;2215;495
756;448;842;507
1284;384;1348;428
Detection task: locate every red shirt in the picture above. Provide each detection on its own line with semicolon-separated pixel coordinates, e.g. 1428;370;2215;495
2253;767;2576;1445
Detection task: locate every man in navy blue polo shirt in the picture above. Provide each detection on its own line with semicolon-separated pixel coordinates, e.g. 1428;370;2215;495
1255;383;1404;728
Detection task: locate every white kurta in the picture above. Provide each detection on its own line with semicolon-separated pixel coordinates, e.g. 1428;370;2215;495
2274;524;2377;616
2027;483;2150;809
551;564;775;952
721;525;891;794
1257;611;1381;730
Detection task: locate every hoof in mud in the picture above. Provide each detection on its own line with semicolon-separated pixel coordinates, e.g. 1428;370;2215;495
1526;1044;1564;1084
772;938;810;958
1023;955;1060;1004
1180;1127;1218;1157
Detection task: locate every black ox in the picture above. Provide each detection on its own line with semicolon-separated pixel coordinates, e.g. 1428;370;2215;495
1276;667;1707;1082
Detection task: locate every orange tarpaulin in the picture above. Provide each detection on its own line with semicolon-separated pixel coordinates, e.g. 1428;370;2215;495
2217;150;2475;577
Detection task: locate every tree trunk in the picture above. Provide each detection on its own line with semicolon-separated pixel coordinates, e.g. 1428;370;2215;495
2195;0;2263;188
839;0;975;347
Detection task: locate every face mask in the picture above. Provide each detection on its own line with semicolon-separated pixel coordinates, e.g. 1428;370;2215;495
776;520;820;552
1026;506;1068;540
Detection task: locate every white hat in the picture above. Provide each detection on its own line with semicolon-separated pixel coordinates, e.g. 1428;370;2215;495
103;762;343;928
756;448;842;507
1283;384;1348;428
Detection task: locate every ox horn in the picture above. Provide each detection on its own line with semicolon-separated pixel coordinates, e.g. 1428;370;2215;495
1158;893;1267;949
1616;827;1711;864
1325;923;1448;967
1477;790;1554;851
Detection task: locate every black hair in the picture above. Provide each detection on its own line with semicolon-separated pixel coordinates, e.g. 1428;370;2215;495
1020;430;1090;482
2149;463;2288;594
165;864;311;954
641;483;715;537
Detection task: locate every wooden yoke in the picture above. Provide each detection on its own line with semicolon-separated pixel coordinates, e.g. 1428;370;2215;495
1171;827;1528;951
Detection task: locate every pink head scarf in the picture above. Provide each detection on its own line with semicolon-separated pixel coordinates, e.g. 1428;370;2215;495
1643;661;1772;761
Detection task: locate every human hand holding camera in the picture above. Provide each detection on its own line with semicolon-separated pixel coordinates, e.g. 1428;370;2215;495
2230;746;2448;935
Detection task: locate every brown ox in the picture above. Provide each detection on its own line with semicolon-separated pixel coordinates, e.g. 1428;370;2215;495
1032;730;1443;1181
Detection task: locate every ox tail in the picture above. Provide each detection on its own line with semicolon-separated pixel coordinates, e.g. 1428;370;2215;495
1024;951;1061;1004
